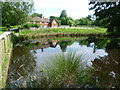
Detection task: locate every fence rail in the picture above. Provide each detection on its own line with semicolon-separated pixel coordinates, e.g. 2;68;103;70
0;31;13;88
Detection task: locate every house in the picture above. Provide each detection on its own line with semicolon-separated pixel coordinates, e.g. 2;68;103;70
31;17;58;28
32;40;59;52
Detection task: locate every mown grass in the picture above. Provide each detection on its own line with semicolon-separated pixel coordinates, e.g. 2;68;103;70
0;31;3;35
20;27;107;35
0;27;8;35
0;26;19;35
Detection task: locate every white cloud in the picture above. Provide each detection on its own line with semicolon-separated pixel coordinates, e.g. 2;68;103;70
33;0;94;19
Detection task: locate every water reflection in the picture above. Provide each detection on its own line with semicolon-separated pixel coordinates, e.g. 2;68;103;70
90;38;120;88
91;49;120;88
7;46;36;88
7;38;120;88
59;40;74;52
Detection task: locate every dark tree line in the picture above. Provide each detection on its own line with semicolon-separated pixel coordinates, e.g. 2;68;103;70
89;1;120;35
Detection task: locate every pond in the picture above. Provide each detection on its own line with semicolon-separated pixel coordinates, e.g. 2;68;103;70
6;37;120;88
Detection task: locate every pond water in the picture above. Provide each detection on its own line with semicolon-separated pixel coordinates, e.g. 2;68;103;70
6;37;120;88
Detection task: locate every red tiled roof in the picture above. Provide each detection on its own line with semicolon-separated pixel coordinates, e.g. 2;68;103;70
32;17;49;22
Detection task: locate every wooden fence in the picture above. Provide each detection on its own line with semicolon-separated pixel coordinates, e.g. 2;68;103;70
0;31;13;88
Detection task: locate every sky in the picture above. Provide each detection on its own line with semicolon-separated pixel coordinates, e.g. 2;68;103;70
33;0;94;19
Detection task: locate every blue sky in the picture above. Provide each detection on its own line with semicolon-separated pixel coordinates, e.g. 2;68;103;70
34;0;94;19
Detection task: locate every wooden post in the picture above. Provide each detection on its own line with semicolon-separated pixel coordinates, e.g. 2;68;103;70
0;39;2;84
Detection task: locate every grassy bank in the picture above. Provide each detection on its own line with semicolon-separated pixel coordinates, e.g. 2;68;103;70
20;27;107;35
19;27;107;39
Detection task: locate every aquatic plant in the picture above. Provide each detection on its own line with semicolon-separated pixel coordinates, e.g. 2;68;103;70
21;52;94;88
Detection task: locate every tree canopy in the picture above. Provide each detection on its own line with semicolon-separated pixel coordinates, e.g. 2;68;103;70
59;10;67;19
31;13;44;18
75;15;93;26
89;1;120;36
1;1;34;26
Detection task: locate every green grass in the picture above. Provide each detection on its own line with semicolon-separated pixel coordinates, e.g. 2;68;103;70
44;52;84;88
48;37;88;41
0;27;8;35
10;25;19;28
18;52;94;88
20;27;107;35
0;31;3;35
0;26;18;35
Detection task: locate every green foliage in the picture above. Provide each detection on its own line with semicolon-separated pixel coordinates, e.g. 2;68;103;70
59;10;75;25
31;13;44;18
74;15;94;26
60;17;75;25
67;17;75;26
59;41;74;52
50;16;56;19
1;1;34;26
22;23;33;29
45;52;83;87
89;2;120;36
60;17;67;25
59;10;67;19
75;19;80;25
11;33;20;45
32;23;41;28
21;52;93;88
20;27;107;36
75;15;93;26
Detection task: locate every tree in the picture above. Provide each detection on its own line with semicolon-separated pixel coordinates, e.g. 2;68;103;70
89;1;120;36
59;10;67;19
79;18;90;25
75;15;94;26
67;17;75;26
86;15;92;21
60;17;67;25
50;16;56;19
59;10;75;25
1;1;34;26
75;19;80;26
31;13;44;18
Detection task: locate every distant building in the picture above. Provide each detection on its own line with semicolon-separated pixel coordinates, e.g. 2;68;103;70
31;17;58;28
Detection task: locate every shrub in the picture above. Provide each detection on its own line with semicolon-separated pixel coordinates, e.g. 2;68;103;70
32;23;41;28
22;23;33;29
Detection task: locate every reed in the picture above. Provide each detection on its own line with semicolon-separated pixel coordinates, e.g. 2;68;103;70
21;52;94;88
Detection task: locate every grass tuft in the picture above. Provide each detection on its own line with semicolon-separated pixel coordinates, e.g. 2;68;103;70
19;52;93;88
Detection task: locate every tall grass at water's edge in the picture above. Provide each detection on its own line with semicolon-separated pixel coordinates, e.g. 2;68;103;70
15;52;94;88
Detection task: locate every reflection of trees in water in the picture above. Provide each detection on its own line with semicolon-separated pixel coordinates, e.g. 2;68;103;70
7;46;36;84
59;41;74;52
91;39;120;88
106;39;120;49
79;40;89;46
79;37;108;49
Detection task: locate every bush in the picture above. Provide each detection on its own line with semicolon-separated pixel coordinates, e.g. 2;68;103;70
32;23;41;28
22;23;33;29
